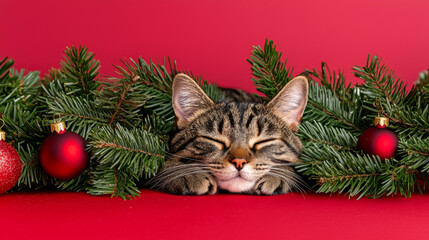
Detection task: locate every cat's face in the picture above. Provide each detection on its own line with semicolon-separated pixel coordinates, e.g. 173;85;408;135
169;74;308;193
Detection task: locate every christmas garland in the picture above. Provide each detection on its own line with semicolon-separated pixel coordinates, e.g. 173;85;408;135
0;40;428;199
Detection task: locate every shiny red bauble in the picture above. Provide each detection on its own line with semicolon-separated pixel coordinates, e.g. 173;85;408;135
357;125;399;161
0;140;22;194
40;130;89;180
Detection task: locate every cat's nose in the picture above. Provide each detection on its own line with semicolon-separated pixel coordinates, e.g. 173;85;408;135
230;158;247;171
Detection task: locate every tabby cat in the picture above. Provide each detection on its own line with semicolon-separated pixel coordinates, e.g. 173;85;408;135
150;73;309;195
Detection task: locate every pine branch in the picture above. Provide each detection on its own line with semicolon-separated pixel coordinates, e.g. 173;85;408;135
404;69;429;105
297;145;418;199
185;71;225;103
42;72;82;97
248;39;293;99
400;135;429;172
55;170;91;192
88;165;140;200
60;46;101;95
42;94;111;138
354;55;408;106
95;66;146;128
88;124;167;179
353;55;428;134
422;70;429;102
141;114;173;137
16;144;54;189
114;57;177;123
309;62;357;106
0;65;43;126
304;82;364;133
376;104;429;135
298;121;358;151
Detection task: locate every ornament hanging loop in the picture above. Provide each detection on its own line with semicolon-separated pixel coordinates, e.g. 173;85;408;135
53;114;62;123
372;100;389;127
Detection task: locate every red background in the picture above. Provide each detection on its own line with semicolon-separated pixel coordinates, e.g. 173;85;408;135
1;1;429;239
1;0;429;92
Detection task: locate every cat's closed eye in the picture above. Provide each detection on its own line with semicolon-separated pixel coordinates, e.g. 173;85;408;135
198;136;228;150
251;138;279;151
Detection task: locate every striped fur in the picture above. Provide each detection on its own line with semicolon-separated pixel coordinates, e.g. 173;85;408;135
150;74;308;195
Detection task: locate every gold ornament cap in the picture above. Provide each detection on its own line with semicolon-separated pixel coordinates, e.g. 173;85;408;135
374;116;389;127
0;119;5;141
51;121;67;133
0;131;5;141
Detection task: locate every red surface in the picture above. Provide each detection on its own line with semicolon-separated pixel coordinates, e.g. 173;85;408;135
1;0;429;93
1;190;429;240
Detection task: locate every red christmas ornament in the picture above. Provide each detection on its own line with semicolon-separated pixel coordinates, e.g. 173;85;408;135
0;121;22;194
40;121;89;180
357;116;399;161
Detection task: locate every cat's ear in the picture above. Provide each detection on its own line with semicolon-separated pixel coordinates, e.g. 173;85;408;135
172;73;214;129
267;75;309;132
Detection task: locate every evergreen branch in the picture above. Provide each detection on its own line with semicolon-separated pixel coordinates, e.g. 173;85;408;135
141;114;174;137
400;135;429;171
2;114;49;145
55;170;91;192
307;101;362;131
304;83;363;132
113;57;177;123
108;79;133;126
298;121;358;151
248;39;293;99
421;70;429;102
0;66;42;121
185;71;225;102
42;94;110;138
16;144;53;189
297;147;418;199
95;142;165;159
42;68;67;83
41;70;89;98
96;67;146;127
0;57;15;82
88;124;167;178
376;104;429;134
87;165;140;200
354;55;407;106
60;46;101;95
404;69;429;105
309;62;356;104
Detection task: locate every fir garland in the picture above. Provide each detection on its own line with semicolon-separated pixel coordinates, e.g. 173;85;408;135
1;40;428;199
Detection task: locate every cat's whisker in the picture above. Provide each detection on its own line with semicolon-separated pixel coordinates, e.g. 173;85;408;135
265;172;306;195
270;163;297;167
270;168;309;187
269;169;310;192
149;169;213;189
148;165;210;181
154;166;212;178
149;165;209;179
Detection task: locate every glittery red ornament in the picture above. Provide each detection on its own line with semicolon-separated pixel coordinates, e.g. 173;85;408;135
357;116;398;161
0;130;22;194
40;121;89;180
